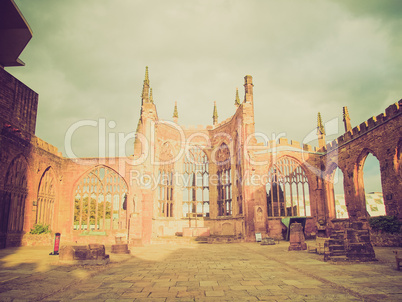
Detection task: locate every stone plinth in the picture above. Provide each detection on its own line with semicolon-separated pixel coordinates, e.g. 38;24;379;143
288;222;307;251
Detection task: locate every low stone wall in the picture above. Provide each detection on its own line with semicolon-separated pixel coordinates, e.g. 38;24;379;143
21;233;53;246
370;231;402;247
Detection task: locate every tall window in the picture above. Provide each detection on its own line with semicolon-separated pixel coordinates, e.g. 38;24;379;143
217;143;232;216
235;134;243;215
183;146;209;218
362;153;385;217
36;168;56;226
74;166;128;231
3;156;28;234
266;157;310;217
158;142;175;217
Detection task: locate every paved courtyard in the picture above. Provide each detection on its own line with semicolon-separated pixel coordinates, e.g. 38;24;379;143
0;241;401;301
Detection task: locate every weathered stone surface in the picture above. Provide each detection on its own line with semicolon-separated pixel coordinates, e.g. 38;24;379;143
111;244;130;254
59;244;109;263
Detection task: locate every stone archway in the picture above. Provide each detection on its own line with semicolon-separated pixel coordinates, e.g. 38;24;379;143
36;167;56;228
356;149;384;218
1;155;28;247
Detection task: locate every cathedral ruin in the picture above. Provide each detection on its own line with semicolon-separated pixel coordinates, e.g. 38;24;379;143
0;0;401;252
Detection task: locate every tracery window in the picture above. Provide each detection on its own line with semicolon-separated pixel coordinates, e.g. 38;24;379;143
36;168;55;226
74;166;128;231
266;157;310;217
183;146;209;218
158;142;175;217
3;156;28;233
217;143;232;216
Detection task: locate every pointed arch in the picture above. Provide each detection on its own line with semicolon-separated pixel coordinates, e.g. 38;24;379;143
183;146;209;218
266;156;310;217
325;163;348;219
2;155;28;234
158;141;175;217
36;167;56;227
73;165;128;231
356;149;385;217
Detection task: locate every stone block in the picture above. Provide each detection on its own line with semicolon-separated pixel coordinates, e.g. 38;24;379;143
111;244;130;254
59;244;109;264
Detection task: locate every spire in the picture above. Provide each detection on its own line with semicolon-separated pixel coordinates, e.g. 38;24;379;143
235;87;241;106
343;106;352;132
317;112;325;135
173;101;178;123
317;112;326;149
144;66;149;85
213;101;218;126
141;66;150;103
244;75;253;103
150;88;154;103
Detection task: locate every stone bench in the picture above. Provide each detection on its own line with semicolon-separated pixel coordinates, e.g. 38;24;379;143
59;244;109;265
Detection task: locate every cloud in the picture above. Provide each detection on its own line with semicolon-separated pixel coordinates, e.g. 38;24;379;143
8;0;402;157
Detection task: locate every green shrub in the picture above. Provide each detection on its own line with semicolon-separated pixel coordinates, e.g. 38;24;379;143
369;216;401;233
29;224;51;234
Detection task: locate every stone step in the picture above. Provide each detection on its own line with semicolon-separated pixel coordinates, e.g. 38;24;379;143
330;250;347;256
328;255;348;262
330;233;344;239
329;241;344;247
329;245;345;251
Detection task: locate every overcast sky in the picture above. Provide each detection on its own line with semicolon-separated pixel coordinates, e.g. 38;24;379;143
8;0;402;192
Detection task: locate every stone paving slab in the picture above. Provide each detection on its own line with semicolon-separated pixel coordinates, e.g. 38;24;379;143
0;242;401;301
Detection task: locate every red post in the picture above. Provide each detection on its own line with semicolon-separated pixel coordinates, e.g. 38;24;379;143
50;233;61;255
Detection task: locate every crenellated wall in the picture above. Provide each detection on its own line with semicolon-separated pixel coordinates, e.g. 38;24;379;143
323;100;402;227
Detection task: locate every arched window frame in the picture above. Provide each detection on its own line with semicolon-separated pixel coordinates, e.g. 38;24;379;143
36;167;56;227
266;157;310;217
183;146;209;218
73;166;128;231
158;142;175;218
3;155;28;233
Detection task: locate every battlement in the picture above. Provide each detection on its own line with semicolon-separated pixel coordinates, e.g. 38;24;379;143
213;116;234;129
33;136;62;157
326;100;402;152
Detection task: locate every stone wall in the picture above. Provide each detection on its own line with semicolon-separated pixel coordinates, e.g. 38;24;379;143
370;231;402;247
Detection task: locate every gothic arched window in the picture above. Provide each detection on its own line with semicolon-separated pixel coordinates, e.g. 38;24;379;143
217;143;232;216
36;168;56;227
266;157;310;217
73;166;128;231
158;142;175;217
3;155;28;234
183;146;209;218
